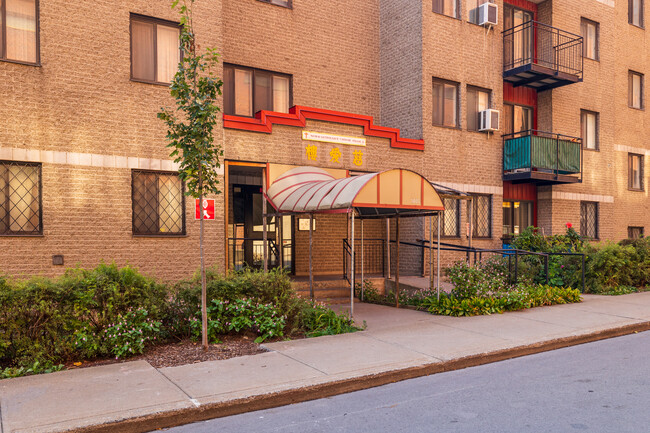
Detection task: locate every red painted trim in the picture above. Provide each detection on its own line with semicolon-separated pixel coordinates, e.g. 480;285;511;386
503;181;538;228
223;106;425;151
503;83;538;131
504;0;538;18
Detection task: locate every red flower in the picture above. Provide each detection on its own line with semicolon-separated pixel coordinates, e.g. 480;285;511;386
566;222;573;229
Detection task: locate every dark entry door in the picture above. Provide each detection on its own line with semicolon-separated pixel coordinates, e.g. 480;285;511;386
233;185;266;269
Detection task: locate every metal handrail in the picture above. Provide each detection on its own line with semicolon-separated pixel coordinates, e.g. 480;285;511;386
503;20;583;79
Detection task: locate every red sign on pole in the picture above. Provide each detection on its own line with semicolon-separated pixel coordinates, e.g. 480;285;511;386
195;199;215;220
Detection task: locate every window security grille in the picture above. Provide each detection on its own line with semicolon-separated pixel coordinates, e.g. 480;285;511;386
472;194;492;238
580;201;598;239
0;161;42;235
132;171;185;235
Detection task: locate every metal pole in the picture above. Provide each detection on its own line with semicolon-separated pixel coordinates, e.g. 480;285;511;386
429;215;434;292
581;254;586;293
350;211;355;316
263;175;268;272
396;216;400;308
468;198;473;265
361;219;364;302
279;213;284;270
437;211;441;301
386;218;391;279
309;213;314;300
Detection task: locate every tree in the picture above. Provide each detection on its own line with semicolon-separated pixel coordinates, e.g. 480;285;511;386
158;0;223;350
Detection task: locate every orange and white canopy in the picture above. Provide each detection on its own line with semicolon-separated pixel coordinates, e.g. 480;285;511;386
265;166;444;217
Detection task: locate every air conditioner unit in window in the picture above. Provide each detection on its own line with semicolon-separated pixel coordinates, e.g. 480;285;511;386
479;109;500;132
478;3;498;27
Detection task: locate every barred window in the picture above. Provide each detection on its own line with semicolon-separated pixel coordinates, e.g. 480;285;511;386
0;161;42;235
432;197;460;237
580;201;598;239
132;170;185;235
472;194;492;238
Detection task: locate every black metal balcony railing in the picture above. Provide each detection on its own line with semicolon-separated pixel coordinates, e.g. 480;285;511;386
503;130;582;184
503;20;583;91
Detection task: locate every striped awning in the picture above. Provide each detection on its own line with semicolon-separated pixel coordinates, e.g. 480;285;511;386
265;166;444;216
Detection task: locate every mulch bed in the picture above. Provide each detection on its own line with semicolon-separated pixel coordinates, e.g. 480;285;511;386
65;334;267;371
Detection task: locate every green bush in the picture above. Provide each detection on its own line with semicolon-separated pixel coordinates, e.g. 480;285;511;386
298;300;360;337
421;285;581;317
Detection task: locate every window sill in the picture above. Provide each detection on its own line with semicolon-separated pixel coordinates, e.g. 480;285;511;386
629;23;645;29
132;234;188;238
584;57;599;63
583;147;599;152
628;106;645;111
432;11;461;21
130;78;172;87
1;58;41;67
628;188;645;192
257;0;292;9
432;124;461;131
0;233;44;237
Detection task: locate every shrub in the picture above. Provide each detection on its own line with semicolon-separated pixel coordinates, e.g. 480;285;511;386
445;257;509;298
103;308;161;359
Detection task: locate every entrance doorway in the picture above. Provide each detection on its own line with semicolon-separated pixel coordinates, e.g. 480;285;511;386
227;164;294;272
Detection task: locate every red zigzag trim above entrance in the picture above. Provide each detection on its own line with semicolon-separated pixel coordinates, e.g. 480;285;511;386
223;105;425;151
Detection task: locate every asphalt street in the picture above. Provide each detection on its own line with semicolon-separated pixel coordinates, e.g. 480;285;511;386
161;331;650;433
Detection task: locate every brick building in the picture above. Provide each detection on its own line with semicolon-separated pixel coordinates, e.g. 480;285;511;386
0;0;647;283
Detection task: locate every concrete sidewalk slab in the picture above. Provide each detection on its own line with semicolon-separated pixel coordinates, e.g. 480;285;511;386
264;332;433;376
0;361;192;433
159;352;325;405
513;303;645;331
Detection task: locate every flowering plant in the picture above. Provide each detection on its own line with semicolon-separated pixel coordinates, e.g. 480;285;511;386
104;308;161;359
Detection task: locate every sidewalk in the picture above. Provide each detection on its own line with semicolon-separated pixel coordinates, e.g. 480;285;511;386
3;293;650;433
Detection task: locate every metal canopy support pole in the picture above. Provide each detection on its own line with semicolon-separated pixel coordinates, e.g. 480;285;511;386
386;218;391;279
350;211;355;316
263;174;268;273
395;217;400;308
429;215;434;291
437;211;441;301
309;213;314;300
361;218;364;302
279;213;284;270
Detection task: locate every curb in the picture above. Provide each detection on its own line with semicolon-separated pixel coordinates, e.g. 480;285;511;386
74;321;650;433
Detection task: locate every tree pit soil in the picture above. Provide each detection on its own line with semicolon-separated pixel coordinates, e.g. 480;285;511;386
65;334;268;370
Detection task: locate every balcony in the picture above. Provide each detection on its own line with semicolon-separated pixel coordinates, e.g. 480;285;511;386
503;130;582;185
503;21;583;91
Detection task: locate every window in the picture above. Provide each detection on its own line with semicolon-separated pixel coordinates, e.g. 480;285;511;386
132;171;185;235
503;103;533;135
580;201;598;239
0;0;39;64
581;110;599;150
629;0;644;27
628;153;644;190
130;15;180;85
257;0;291;7
467;86;491;131
432;78;458;128
223;64;292;117
433;197;460;237
629;71;643;109
629;226;644;239
467;0;488;23
0;161;41;235
504;5;533;68
581;18;599;60
472;194;492;238
433;0;458;18
502;200;534;238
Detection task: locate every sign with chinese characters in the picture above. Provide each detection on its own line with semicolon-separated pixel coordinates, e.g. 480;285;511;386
302;131;366;147
195;199;215;220
303;143;366;169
